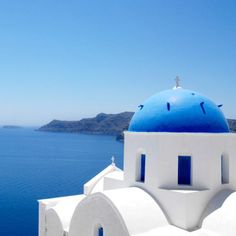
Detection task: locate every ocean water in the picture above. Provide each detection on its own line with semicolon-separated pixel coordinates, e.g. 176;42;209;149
0;128;124;236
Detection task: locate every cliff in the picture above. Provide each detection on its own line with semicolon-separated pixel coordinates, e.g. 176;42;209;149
38;112;134;136
38;112;236;140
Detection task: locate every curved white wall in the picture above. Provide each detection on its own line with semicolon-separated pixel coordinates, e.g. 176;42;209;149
43;195;85;236
202;192;236;236
69;192;130;236
69;187;168;236
45;209;64;236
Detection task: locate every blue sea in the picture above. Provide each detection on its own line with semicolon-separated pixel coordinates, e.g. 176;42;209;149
0;128;123;236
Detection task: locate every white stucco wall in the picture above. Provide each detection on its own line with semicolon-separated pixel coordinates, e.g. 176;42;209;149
69;192;130;236
124;132;236;190
38;131;236;235
84;164;121;195
121;132;236;230
69;187;168;236
202;191;236;236
39;195;85;236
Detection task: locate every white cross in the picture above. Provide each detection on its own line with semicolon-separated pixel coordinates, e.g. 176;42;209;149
111;156;115;166
175;76;180;88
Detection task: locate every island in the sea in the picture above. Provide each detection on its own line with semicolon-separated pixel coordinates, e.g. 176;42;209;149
38;112;236;141
2;125;23;129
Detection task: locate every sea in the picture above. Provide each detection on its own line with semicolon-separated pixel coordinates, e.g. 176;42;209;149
0;127;124;236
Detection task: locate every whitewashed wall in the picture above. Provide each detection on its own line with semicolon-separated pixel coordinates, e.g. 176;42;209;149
39;132;236;234
124;132;236;190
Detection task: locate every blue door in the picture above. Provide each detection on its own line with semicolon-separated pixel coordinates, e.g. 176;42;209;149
178;156;191;185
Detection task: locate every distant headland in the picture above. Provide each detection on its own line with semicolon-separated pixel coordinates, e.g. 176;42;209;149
38;112;134;140
38;112;236;141
2;125;22;129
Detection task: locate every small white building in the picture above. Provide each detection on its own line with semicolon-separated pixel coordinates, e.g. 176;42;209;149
38;83;236;236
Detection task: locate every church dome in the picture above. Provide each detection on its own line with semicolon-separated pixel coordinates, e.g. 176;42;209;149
128;87;229;133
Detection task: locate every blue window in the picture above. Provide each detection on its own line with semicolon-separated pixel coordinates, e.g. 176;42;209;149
98;227;103;236
136;153;146;182
178;156;191;185
140;154;146;182
221;154;229;184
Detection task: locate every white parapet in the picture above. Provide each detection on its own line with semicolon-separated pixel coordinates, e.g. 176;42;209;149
83;164;122;195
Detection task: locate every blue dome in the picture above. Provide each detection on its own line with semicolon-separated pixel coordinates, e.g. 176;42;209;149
129;88;229;133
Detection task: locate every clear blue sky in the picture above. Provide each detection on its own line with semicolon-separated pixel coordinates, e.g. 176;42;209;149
0;0;236;126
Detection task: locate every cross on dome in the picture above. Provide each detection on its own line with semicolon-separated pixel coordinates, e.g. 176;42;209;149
175;76;180;87
111;156;116;166
173;76;182;89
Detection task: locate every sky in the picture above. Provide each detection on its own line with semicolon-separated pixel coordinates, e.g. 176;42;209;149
0;0;236;126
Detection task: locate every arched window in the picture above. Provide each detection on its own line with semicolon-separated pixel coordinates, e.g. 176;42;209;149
221;154;229;184
136;153;146;182
98;227;103;236
94;225;103;236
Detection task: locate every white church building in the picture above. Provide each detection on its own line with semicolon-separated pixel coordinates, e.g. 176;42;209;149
38;81;236;236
